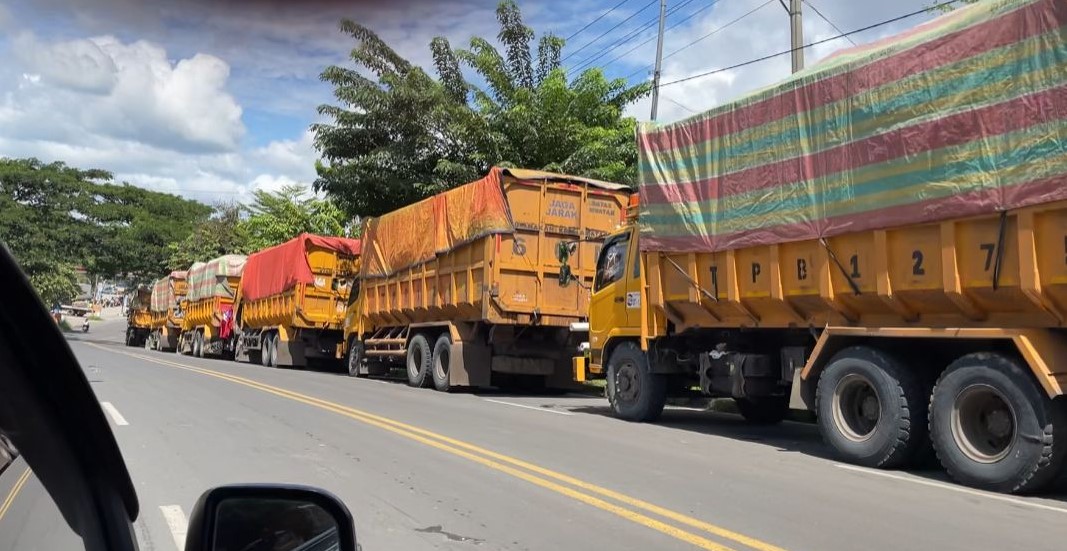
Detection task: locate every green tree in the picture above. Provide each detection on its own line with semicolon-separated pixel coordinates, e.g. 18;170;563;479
313;0;648;218
28;263;81;307
239;185;350;251
0;158;210;302
166;203;250;271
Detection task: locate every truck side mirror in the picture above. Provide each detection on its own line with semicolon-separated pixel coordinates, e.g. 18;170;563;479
184;484;357;551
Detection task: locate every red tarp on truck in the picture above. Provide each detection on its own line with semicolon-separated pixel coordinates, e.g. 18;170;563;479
240;233;361;302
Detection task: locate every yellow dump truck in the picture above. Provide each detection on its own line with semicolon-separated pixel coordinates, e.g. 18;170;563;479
124;285;153;347
232;234;361;368
146;271;187;352
178;254;246;358
342;167;630;391
566;0;1067;494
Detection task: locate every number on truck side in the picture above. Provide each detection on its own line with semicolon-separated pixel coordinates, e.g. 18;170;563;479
912;250;925;276
849;254;861;278
980;243;995;271
513;238;527;256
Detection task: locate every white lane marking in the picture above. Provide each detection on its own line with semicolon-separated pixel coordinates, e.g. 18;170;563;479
481;398;575;416
100;402;129;426
159;505;188;550
834;464;1067;515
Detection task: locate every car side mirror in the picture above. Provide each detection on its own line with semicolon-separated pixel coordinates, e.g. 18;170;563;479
184;484;357;551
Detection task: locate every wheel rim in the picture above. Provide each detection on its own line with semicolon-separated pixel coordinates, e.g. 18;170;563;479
613;360;640;403
348;344;361;374
435;346;449;381
831;373;880;442
951;384;1016;464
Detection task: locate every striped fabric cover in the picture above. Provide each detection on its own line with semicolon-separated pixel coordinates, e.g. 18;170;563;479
187;255;247;302
636;0;1067;252
149;271;187;313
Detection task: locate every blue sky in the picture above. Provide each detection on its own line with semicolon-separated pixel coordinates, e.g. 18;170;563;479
0;0;942;202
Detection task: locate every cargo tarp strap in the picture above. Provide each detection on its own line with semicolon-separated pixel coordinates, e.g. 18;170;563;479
662;254;718;302
819;239;862;295
993;210;1008;291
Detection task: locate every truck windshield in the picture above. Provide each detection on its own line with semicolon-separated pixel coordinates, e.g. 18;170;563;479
594;235;629;292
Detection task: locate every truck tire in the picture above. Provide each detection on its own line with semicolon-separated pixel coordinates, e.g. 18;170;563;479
929;353;1067;493
261;333;273;367
346;339;365;377
816;346;928;469
125;328;135;347
269;333;280;367
194;332;204;358
406;333;432;388
432;334;452;392
736;396;789;425
606;342;667;422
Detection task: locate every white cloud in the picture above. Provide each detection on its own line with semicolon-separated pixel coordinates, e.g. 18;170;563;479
5;33;244;153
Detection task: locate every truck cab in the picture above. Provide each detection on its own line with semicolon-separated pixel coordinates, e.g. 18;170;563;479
585;225;642;377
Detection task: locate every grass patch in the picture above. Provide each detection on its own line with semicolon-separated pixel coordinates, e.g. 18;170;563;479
87;314;103;321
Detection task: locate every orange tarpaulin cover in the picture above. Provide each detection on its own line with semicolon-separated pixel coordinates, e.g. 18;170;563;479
362;167;514;278
240;233;361;301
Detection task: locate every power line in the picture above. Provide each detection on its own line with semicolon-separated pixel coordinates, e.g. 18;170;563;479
564;0;634;42
566;0;675;68
803;0;857;46
626;0;772;80
574;0;722;74
660;0;958;88
561;0;659;62
663;95;699;113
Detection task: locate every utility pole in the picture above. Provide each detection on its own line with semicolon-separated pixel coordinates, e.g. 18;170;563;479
781;0;805;73
650;0;667;120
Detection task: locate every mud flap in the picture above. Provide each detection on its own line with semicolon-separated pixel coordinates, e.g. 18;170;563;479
449;341;491;388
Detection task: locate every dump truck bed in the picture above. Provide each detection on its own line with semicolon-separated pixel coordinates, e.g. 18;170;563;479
183;255;246;330
646;199;1067;334
359;168;630;330
237;234;361;330
148;271;187;329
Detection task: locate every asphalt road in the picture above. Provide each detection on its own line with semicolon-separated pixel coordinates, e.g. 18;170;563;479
4;319;1067;551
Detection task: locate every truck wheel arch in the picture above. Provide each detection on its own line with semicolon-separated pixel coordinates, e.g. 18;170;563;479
799;328;1066;410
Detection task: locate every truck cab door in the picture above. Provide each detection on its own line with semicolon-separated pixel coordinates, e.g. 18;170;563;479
589;230;633;357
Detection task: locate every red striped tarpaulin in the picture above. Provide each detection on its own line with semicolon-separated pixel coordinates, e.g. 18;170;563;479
637;0;1067;252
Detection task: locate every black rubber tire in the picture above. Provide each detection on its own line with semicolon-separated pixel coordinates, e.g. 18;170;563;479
736;396;790;425
606;342;667;422
125;329;135;347
261;333;272;367
269;333;280;367
929;353;1067;494
406;333;432;388
346;339;365;377
816;346;928;469
194;332;204;358
432;333;452;392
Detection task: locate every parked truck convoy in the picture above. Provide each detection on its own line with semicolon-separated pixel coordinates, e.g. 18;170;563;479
231;234;362;368
145;271;187;352
124;285;152;347
341;167;630;391
178;254;247;358
564;0;1067;494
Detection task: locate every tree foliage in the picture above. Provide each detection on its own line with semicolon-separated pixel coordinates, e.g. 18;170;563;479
313;0;649;218
240;185;350;251
0;158;211;301
165;203;249;271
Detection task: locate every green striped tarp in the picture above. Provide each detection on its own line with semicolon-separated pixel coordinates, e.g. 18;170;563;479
637;0;1067;252
187;255;246;302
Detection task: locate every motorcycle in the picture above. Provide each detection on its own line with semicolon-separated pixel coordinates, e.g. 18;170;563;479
81;319;90;333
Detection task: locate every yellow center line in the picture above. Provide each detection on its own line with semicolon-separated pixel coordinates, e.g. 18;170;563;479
89;343;787;551
0;467;32;522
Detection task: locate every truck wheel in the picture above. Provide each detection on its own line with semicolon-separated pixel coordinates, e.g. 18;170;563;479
929;353;1067;493
261;334;272;367
346;339;365;377
194;332;204;358
736;396;789;425
432;334;452;392
125;329;135;347
269;333;280;367
606;342;667;422
406;334;432;388
816;346;928;469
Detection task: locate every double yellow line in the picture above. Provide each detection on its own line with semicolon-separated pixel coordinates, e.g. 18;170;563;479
90;344;786;551
0;467;32;522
